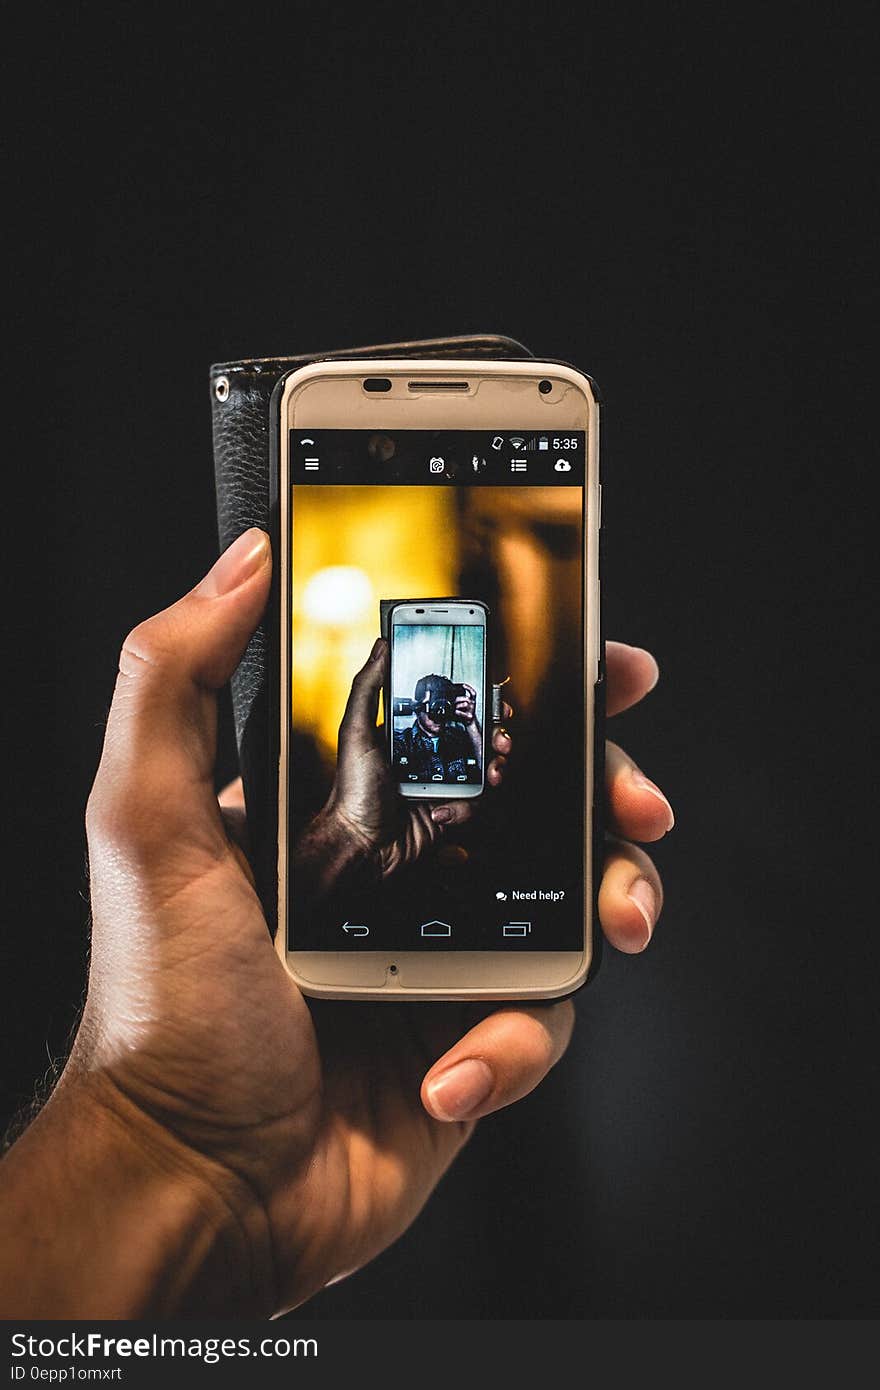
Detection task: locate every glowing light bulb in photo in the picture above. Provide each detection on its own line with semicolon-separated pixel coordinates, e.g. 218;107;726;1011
302;566;374;626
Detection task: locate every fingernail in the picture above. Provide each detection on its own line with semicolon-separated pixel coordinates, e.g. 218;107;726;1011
431;806;452;824
198;529;269;597
627;877;657;949
629;646;660;690
496;726;510;740
370;637;386;661
426;1059;494;1120
630;767;675;830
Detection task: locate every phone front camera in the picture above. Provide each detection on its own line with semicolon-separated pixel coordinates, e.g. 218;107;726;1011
538;379;553;395
367;433;396;463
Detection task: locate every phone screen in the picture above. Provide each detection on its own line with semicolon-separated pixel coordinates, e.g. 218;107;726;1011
390;613;486;792
288;429;588;953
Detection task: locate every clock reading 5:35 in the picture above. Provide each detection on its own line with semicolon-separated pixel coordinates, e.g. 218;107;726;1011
553;437;580;450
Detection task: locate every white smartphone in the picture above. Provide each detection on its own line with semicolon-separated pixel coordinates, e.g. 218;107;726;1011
388;599;487;800
278;358;601;1001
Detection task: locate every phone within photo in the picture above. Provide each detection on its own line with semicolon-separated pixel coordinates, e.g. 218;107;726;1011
388;602;486;798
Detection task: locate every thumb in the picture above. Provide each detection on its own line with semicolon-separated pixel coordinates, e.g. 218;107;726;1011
87;529;271;860
338;638;387;752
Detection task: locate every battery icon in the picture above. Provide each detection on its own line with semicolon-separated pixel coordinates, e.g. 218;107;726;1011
538;437;549;450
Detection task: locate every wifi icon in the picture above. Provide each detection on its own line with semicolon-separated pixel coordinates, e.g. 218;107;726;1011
509;436;526;450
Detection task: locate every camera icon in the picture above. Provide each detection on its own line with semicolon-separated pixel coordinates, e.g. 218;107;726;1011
429;456;445;474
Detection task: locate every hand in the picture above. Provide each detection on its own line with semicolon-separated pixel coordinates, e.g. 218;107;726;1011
2;528;672;1318
454;682;478;726
299;646;509;889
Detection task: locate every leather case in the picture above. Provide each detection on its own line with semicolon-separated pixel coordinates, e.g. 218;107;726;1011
210;336;603;981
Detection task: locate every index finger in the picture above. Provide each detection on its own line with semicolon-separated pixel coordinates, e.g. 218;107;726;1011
606;641;660;717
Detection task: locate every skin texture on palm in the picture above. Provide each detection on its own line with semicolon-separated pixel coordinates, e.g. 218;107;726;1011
0;529;674;1318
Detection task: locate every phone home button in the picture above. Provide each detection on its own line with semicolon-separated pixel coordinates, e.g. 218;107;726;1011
420;920;452;938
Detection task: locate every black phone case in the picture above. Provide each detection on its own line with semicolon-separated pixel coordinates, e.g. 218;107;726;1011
210;335;604;991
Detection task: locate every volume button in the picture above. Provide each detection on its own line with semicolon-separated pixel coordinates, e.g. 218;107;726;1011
597;483;602;528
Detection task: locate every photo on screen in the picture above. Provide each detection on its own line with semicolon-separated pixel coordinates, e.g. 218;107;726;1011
391;622;484;786
290;480;585;950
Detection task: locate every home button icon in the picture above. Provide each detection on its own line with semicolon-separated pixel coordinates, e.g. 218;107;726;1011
420;920;452;938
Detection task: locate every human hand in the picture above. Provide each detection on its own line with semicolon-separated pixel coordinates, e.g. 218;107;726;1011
300;645;509;887
454;682;478;726
17;528;671;1319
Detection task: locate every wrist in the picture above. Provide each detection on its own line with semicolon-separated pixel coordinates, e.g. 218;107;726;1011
0;1069;276;1318
295;801;378;901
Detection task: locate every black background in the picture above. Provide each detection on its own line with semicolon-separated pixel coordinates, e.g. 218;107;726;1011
3;6;876;1316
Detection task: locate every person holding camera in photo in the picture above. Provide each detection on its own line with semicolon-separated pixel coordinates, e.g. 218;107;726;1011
393;674;482;781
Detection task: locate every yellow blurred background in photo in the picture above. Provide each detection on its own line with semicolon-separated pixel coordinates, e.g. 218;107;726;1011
292;482;582;761
292;485;456;753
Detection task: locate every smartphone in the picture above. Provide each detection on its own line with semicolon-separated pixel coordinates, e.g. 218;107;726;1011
278;359;601;1001
387;599;487;800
